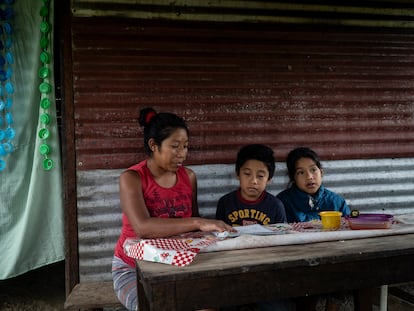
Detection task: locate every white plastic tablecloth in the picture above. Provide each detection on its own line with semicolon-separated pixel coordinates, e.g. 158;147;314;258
202;220;414;252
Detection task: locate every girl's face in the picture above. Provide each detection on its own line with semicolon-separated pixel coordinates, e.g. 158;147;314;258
293;157;323;195
151;128;189;172
238;159;270;201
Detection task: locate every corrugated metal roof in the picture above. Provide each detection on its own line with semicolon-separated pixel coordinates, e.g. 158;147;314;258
77;158;414;282
71;18;414;170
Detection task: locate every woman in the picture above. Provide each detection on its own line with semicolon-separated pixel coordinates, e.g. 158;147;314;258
112;107;233;311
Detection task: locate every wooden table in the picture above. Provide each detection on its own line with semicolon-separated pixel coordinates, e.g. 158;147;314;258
136;233;414;311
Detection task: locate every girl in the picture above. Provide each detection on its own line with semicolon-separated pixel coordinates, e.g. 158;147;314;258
277;147;350;223
277;147;351;310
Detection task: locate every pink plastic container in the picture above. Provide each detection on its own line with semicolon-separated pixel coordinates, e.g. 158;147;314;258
345;213;394;230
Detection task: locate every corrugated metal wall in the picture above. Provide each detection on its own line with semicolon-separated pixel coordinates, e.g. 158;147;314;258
77;158;414;282
62;0;414;289
71;18;414;170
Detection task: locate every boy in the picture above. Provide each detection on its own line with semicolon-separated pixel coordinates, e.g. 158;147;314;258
216;144;286;226
215;144;294;311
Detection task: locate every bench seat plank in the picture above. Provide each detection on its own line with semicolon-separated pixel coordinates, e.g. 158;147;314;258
64;281;123;310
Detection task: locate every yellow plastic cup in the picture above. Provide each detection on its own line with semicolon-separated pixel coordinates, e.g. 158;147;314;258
319;211;342;230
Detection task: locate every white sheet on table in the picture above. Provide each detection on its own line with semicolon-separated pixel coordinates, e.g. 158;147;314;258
203;222;414;252
395;214;414;224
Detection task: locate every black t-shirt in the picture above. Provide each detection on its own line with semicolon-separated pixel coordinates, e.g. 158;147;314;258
216;189;287;226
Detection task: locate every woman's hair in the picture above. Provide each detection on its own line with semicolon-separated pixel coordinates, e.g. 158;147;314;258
286;147;322;182
138;107;189;155
235;144;275;180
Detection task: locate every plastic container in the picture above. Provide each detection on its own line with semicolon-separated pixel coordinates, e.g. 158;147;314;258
345;214;394;230
38;67;50;78
39;82;52;94
40;113;50;125
43;158;54;170
319;211;342;230
40;21;50;33
40;51;50;64
40;37;49;49
40;97;51;109
40;6;49;17
38;128;50;139
39;144;50;155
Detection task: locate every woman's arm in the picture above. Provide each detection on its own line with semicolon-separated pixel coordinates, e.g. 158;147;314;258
119;170;233;238
186;167;200;217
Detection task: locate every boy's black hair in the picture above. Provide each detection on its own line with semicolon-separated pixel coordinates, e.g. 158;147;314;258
139;107;189;156
286;147;322;182
235;144;275;180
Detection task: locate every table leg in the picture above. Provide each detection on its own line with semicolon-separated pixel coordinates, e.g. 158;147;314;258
354;288;373;311
137;274;150;311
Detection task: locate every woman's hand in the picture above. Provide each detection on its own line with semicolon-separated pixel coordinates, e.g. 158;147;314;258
197;218;235;233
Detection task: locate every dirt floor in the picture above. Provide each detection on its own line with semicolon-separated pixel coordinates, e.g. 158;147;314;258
0;261;65;311
0;261;413;311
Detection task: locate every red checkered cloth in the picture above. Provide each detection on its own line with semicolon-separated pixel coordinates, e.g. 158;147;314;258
124;235;218;267
289;219;349;232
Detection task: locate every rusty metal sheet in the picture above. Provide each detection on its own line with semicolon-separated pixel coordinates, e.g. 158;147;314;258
71;18;414;170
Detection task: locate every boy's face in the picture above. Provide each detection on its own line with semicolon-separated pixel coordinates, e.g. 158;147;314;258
237;159;270;201
293;157;323;195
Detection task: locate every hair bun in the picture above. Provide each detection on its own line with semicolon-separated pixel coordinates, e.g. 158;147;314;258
139;107;157;127
145;111;156;124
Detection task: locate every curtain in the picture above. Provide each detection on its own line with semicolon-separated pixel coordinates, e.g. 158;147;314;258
0;0;64;279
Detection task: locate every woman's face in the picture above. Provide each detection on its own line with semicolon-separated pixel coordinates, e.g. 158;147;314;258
293;157;323;195
151;128;189;172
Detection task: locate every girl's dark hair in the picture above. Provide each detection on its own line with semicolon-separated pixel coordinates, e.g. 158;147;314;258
286;147;322;182
138;107;189;155
235;144;275;180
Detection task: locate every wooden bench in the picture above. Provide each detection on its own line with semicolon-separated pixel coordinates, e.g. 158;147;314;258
388;283;414;309
64;281;125;310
